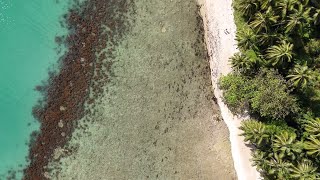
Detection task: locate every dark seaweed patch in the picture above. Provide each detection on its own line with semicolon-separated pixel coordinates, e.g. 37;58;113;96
24;0;134;179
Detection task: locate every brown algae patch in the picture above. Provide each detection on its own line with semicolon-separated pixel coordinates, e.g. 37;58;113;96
48;0;236;179
25;0;134;179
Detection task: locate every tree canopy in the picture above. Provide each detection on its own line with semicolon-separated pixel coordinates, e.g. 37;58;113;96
220;0;320;178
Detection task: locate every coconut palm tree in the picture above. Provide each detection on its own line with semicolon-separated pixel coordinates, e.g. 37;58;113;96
304;136;320;156
240;120;270;146
273;131;302;160
230;53;250;72
259;0;274;11
276;0;297;19
312;8;320;25
287;64;313;88
236;28;258;50
268;153;292;179
250;9;279;33
230;52;258;73
300;0;310;6
266;40;294;67
251;150;268;171
238;0;260;19
304;118;320;137
285;4;311;34
311;0;320;8
303;117;320;137
290;160;318;179
257;31;286;47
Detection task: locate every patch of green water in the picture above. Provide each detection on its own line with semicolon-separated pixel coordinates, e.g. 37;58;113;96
0;0;70;178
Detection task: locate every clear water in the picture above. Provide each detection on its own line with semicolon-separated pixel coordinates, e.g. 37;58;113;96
0;0;236;179
48;0;236;179
0;0;69;177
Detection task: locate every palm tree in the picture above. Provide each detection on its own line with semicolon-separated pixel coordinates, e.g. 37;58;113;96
287;64;313;88
311;0;320;8
304;136;320;156
259;0;274;11
230;52;258;73
290;160;318;179
304;117;320;137
312;8;320;25
236;28;258;50
273;131;302;160
285;4;311;34
250;9;279;33
268;153;292;179
230;53;249;71
240;120;270;146
251;150;269;171
300;0;310;6
258;32;292;47
252;151;292;179
238;0;260;19
276;0;297;19
266;40;294;67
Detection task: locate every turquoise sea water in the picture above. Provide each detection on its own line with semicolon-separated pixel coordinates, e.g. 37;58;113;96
0;0;69;177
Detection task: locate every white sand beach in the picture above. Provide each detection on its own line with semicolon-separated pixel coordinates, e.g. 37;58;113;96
198;0;261;179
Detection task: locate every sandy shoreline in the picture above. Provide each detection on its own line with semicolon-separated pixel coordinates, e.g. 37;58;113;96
198;0;261;179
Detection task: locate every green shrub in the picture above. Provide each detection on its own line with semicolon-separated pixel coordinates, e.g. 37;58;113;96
250;70;300;119
219;74;253;113
219;70;300;120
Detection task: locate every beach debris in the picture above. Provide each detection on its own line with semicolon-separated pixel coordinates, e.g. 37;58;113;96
224;29;230;35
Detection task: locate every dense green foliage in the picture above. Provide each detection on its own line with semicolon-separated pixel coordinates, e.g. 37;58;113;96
240;118;320;179
219;0;320;178
220;70;299;119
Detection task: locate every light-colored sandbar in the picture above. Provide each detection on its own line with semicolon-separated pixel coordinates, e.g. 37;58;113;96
198;0;261;179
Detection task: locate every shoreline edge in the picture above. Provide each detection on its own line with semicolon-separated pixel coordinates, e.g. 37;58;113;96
197;0;261;179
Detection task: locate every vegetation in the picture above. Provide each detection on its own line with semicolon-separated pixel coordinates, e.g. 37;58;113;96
219;0;320;178
220;70;299;119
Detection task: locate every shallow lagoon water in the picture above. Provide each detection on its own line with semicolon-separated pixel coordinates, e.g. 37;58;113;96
0;0;69;177
1;0;236;179
48;0;236;179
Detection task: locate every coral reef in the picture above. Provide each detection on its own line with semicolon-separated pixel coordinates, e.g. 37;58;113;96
24;0;133;179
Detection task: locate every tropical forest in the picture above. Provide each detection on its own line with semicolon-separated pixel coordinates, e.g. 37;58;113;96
219;0;320;179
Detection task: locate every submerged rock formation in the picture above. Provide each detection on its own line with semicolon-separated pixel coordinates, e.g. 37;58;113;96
24;0;133;179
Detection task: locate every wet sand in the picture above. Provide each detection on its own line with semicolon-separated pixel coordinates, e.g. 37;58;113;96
28;0;236;179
